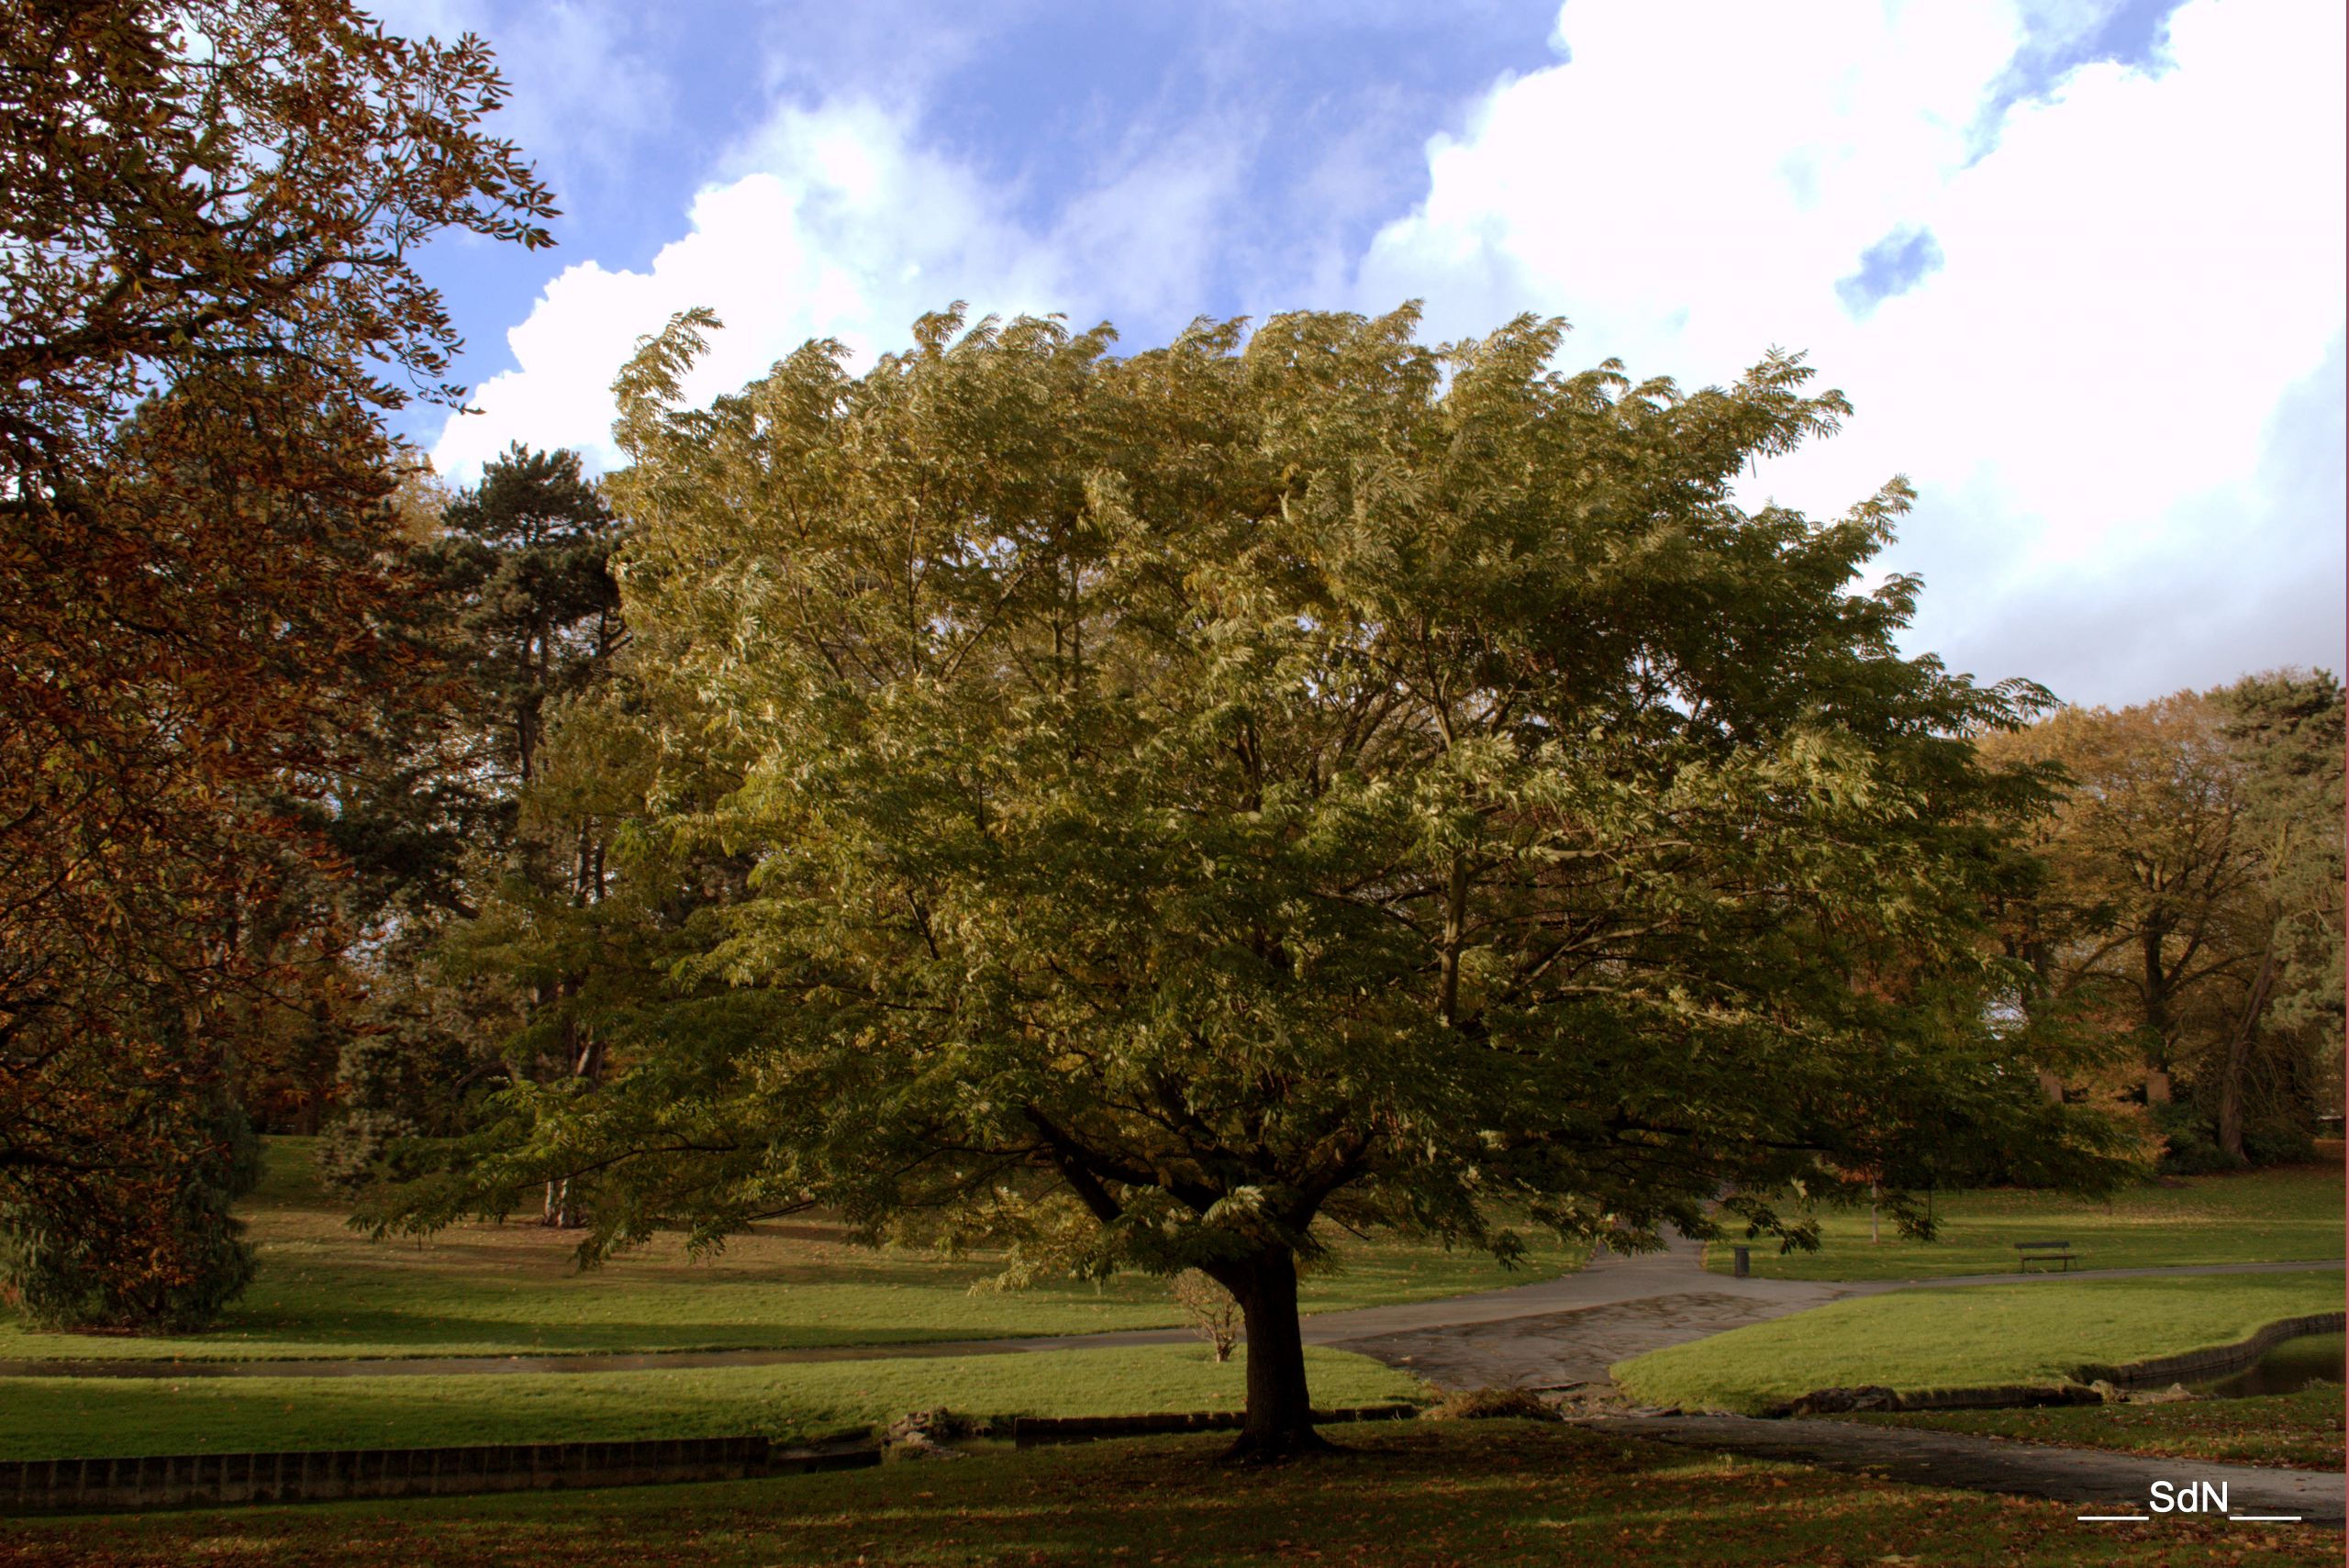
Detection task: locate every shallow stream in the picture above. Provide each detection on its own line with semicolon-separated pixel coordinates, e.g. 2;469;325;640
2187;1329;2344;1398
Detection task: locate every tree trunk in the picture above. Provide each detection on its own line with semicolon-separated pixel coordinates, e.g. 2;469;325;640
2217;942;2281;1163
2140;926;2175;1070
1213;1249;1329;1463
536;1005;596;1229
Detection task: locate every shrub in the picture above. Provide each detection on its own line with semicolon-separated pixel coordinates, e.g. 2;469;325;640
1171;1270;1242;1362
0;1088;259;1331
1424;1386;1559;1421
2152;1103;2239;1175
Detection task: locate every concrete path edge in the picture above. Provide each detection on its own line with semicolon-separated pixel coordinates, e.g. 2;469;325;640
1589;1412;2347;1529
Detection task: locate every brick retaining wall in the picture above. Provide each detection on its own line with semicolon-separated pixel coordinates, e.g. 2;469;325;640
0;1434;878;1515
2081;1310;2346;1387
1770;1309;2349;1417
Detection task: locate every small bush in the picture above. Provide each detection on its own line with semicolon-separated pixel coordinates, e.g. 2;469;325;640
2152;1104;2238;1175
1423;1386;1558;1421
0;1089;259;1332
1170;1270;1241;1362
2243;1118;2316;1167
2152;1101;2317;1173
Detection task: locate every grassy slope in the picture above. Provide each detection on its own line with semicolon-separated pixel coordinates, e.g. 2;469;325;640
1845;1386;2347;1472
1707;1164;2345;1281
0;1344;1423;1460
0;1140;1582;1362
0;1424;2309;1568
1614;1273;2344;1414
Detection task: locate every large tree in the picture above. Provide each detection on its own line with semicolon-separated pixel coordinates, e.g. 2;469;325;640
0;0;552;1323
420;306;2128;1458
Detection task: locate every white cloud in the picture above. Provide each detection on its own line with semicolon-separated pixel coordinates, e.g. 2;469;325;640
429;100;1070;477
1355;0;2347;702
427;0;2342;702
1920;334;2345;704
428;95;1253;479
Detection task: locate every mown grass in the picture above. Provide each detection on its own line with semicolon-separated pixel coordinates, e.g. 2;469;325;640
1844;1385;2346;1472
1613;1273;2344;1414
0;1140;1582;1362
1707;1164;2345;1281
0;1344;1423;1460
0;1422;2320;1568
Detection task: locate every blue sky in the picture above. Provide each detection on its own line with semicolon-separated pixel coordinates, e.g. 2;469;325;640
377;0;2343;708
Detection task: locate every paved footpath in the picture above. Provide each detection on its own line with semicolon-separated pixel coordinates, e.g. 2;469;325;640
1593;1413;2347;1528
0;1246;2332;1385
1303;1232;1854;1388
1303;1242;2340;1392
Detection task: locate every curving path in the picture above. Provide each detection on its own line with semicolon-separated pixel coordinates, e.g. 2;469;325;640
0;1245;2333;1385
1308;1246;2343;1391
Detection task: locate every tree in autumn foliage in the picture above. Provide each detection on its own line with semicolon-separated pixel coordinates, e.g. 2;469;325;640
0;0;554;1326
1984;674;2344;1167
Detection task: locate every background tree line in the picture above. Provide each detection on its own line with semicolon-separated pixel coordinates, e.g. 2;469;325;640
1985;673;2344;1169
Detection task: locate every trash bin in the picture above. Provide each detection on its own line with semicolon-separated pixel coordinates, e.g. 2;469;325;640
1731;1245;1751;1278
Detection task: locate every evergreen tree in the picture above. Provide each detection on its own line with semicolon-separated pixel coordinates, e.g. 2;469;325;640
0;1078;259;1331
323;446;632;1219
2208;669;2345;1162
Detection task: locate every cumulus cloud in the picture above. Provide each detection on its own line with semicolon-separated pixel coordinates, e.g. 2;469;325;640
1355;0;2345;702
422;0;2340;704
429;94;1255;478
1921;335;2344;705
429;101;1070;477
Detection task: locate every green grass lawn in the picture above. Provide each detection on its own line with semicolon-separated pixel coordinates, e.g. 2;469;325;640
0;1423;2313;1568
0;1140;1582;1362
1614;1273;2344;1415
1708;1163;2344;1281
0;1344;1424;1460
1843;1385;2346;1473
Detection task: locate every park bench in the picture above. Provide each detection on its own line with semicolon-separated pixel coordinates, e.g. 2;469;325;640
2015;1240;2076;1272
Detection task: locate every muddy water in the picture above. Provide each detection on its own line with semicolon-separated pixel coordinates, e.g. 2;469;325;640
2190;1330;2345;1398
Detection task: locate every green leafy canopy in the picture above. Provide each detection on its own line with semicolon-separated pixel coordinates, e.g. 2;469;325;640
402;304;2132;1294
